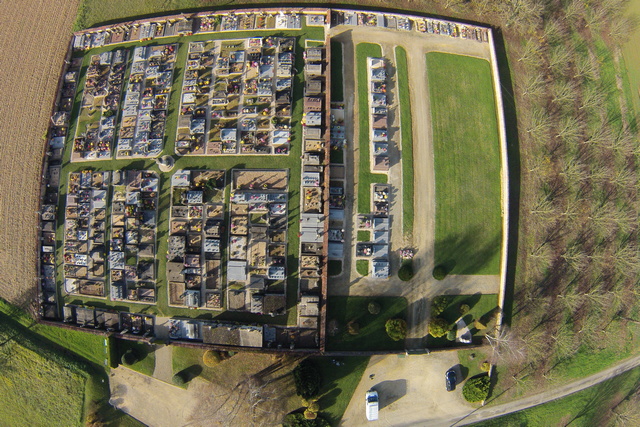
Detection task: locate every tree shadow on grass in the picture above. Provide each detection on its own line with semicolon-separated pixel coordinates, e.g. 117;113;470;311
434;228;502;276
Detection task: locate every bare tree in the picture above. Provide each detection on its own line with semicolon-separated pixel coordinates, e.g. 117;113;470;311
551;320;579;360
518;39;544;67
486;326;527;365
610;387;640;427
525;106;552;140
558;290;584;314
560;156;588;185
543;19;564;46
613;242;640;277
549;44;574;76
607;129;636;156
573;54;599;81
580;84;605;112
564;0;585;26
551;79;577;107
608;168;635;189
521;73;547;99
555;115;581;144
561;242;588;272
608;15;639;44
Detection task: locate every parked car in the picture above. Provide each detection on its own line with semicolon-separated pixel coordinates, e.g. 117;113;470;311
446;369;457;392
365;389;379;421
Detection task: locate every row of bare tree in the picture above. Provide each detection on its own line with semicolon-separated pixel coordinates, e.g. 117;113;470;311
476;0;640;398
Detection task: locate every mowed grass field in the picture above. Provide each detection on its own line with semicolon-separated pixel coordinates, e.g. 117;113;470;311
426;52;502;275
0;341;86;426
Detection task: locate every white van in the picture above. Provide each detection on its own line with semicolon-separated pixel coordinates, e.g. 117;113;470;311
365;390;379;421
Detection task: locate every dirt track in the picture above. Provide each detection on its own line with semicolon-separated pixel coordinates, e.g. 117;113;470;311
0;0;79;304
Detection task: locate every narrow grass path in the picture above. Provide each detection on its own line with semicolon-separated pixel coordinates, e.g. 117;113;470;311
394;46;414;237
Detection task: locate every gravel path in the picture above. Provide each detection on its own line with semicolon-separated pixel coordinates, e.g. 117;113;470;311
152;344;173;383
109;366;207;427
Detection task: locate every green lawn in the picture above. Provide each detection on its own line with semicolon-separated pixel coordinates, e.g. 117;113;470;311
426;52;502;275
357;230;371;242
115;339;156;376
0;298;109;367
326;296;407;351
622;0;640;115
330;146;344;164
328;260;343;276
356;43;388;214
331;41;344;102
311;356;369;425
474;364;640;426
57;25;325;326
172;345;219;383
356;259;369;276
395;46;415;237
427;294;499;348
457;348;491;383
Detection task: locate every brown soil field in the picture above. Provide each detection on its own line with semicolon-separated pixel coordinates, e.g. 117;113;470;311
0;0;79;305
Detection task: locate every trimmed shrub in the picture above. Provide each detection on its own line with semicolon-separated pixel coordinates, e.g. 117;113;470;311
432;265;447;280
293;360;322;399
446;329;457;341
283;413;330;427
481;362;491;372
429;317;450;338
459;304;470;314
385;319;407;341
347;321;360;335
172;372;186;386
462;375;491;402
307;402;320;413
304;410;318;420
203;350;222;367
121;349;138;366
474;319;487;330
398;261;414;281
368;301;381;315
431;296;451;316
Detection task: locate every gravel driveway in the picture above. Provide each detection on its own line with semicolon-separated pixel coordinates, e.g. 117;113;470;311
340;352;473;426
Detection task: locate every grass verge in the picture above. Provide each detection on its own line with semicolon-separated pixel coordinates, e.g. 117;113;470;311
395;46;414;237
115;339;155;376
326;296;407;351
426;52;502;275
311;356;369;425
475;364;640;426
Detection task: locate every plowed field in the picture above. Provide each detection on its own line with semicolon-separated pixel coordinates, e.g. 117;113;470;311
0;0;79;304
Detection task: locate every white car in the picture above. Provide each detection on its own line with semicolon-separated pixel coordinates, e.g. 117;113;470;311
366;390;379;421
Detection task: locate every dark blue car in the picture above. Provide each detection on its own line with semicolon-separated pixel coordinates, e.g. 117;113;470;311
446;369;457;392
